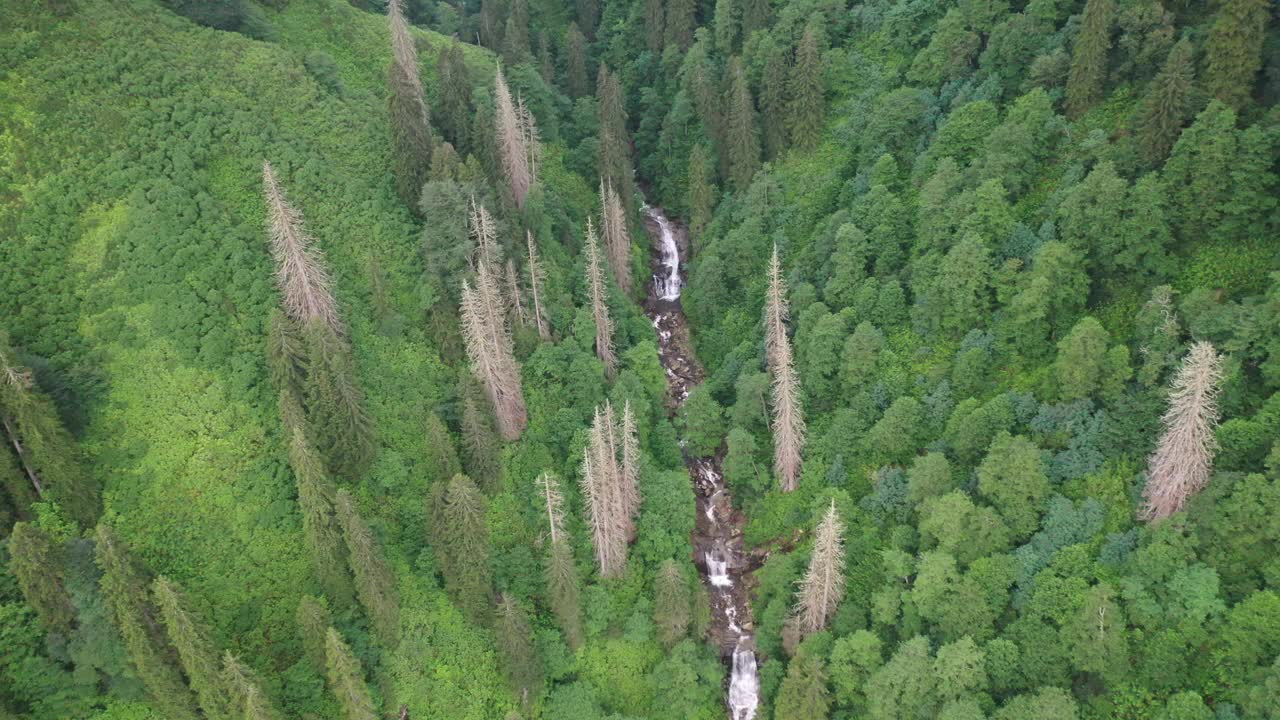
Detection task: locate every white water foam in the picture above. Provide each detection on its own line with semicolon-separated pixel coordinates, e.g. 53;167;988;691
706;552;732;587
728;640;759;720
647;207;682;300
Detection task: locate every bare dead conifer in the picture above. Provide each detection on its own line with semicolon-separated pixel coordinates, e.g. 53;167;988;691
1141;341;1224;521
468;198;502;271
793;501;845;637
460;269;527;441
495;67;536;209
388;0;422;86
535;471;566;545
764;244;805;491
526;231;551;340
599;179;632;295
505;259;528;329
262;162;342;335
584;218;616;377
581;404;628;577
620;400;641;538
517;97;541;180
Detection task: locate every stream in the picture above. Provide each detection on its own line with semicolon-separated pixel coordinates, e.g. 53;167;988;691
642;206;760;720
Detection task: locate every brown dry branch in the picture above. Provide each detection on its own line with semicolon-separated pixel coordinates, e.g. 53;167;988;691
1141;341;1224;521
764;244;805;491
262;161;342;335
583;218;616;377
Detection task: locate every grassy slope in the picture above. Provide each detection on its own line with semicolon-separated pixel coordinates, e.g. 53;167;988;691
1;0;510;715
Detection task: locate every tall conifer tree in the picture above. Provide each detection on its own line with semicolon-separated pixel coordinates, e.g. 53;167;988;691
792;501;845;637
223;652;283;720
295;595;332;670
287;427;354;606
600;179;633;295
653;559;691;648
7;521;75;633
495;593;542;710
665;0;695;51
724;56;760;191
434;474;493;623
788;20;825;149
1134;38;1196;165
760;44;790;159
334;490;399;647
436;42;473;152
1205;0;1268;110
386;0;433;212
94;525;199;720
1065;0;1115;118
526;231;551;340
583;218;617;377
686;144;715;242
535;472;584;648
325;628;377;720
1142;342;1224;521
153;576;233;720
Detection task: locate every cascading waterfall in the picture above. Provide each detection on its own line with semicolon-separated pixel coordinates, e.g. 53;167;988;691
642;204;760;720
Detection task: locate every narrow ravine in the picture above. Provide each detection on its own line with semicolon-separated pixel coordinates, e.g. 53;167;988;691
642;206;760;720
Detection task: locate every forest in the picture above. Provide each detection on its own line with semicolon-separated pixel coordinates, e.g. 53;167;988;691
0;0;1278;718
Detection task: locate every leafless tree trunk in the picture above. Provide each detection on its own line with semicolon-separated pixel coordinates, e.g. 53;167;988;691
764;244;805;491
262;161;342;335
535;471;566;545
505;259;528;329
584;218;616;377
579;401;640;577
468;198;502;271
793;500;845;637
494;67;537;209
459;263;527;440
599;179;632;295
526;231;551;340
1141;341;1224;521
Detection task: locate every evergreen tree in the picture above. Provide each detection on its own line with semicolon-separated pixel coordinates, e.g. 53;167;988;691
94;525;199;720
714;0;738;55
301;318;375;480
1142;342;1224;521
460;388;502;492
577;0;599;38
583;218;617;377
287;426;354;606
764;245;805;491
723;56;760;192
223;652;282;720
565;23;590;98
324;627;377;720
436;42;472;152
502;0;530;64
387;0;433;213
153;576;233;720
788;18;826;149
7;521;75;633
424;411;463;483
495;593;542;710
334;490;399;648
597;65;633;198
775;641;831;720
1065;0;1115;118
1205;0;1269;110
934;233;993;336
1134;38;1196;165
0;331;99;526
665;0;695;51
760;44;790;160
435;474;493;623
644;0;665;54
535;472;584;648
267;310;306;404
741;0;771;38
295;594;332;671
1063;583;1127;682
792;502;845;638
685;144;715;243
653;559;691;648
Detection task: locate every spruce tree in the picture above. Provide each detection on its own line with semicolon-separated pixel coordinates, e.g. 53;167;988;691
223;652;283;720
1133;38;1196;165
301;318;375;480
267;310;306;403
460;387;502;492
665;0;695;51
774;642;832;720
653;559;691;648
742;0;771;37
577;0;599;38
325;627;377;720
788;19;825;149
387;0;433;213
1205;0;1268;110
94;525;199;720
724;56;760;192
435;474;493;623
1142;342;1224;521
495;593;543;710
7;521;75;633
565;24;590;98
583;218;617;377
792;501;845;637
1065;0;1115;118
502;0;530;64
714;0;739;55
597;65;633;198
535;472;583;648
436;42;473;152
494;67;538;209
334;490;399;648
287;426;354;607
424;411;463;482
644;0;665;54
764;245;805;491
295;594;332;670
760;44;790;160
153;576;233;720
0;331;99;526
686;143;715;243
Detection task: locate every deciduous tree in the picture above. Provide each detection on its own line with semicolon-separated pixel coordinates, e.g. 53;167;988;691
460;252;527;440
